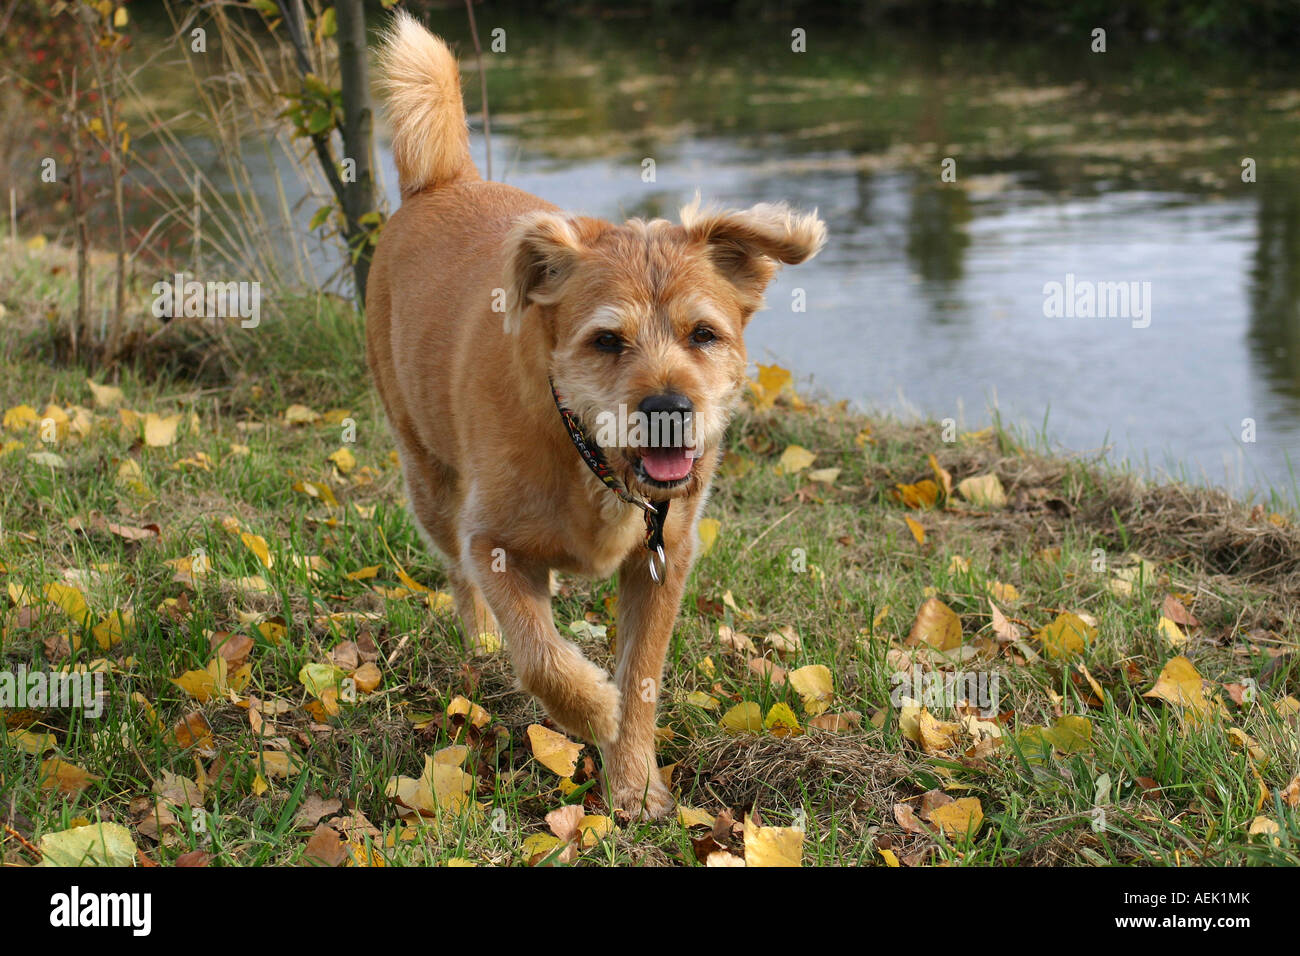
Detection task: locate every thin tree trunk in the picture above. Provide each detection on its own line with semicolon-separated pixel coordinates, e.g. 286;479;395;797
68;70;90;364
335;0;374;305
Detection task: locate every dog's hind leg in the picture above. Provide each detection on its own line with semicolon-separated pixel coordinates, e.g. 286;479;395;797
446;566;500;655
399;444;500;653
461;532;621;745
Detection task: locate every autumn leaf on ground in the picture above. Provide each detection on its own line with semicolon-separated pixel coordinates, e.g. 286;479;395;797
1162;594;1200;627
903;515;925;545
293;480;339;508
748;657;787;686
385;752;475;818
85;379;124;408
3;404;40;430
957;473;1006;508
789;664;833;716
1248;816;1280;845
743;814;803;867
294;795;344;830
38;758;101;794
908;597;962;651
44;582;92;627
748;363;793;411
1032;612;1096;659
927;453;953;499
1041;714;1093;753
165;553;212;588
918;710;962;753
764;702;802;737
718;624;756;655
928;797;984;840
696;517;720;556
303;823;348;867
143;412;181;447
174;656;249;703
764;625;801;657
989;600;1024;643
168;711;215;756
6;728;57;754
521;833;569;866
808;711;862;731
39;822;136;867
775;444;815;475
987;581;1019;604
447;695;491;728
527;724;582;776
720;701;763;734
1227;727;1268;766
891;479;940;510
299;662;347;715
240;532;273;569
685;690;720;710
327;447;357;474
283;404;320;425
678;806;715;828
1157;616;1188;648
1143;655;1226;723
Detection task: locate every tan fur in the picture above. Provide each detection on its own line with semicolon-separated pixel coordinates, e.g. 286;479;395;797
377;10;472;196
367;14;825;819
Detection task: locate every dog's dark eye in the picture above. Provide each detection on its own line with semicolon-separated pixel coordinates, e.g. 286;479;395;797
594;331;624;353
689;326;716;346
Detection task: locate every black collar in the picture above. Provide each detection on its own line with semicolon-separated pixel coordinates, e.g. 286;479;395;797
549;378;669;584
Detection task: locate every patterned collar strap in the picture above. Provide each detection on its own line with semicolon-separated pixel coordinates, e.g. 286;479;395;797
550;377;669;584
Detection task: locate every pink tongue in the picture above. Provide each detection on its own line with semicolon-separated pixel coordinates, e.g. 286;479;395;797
642;446;694;482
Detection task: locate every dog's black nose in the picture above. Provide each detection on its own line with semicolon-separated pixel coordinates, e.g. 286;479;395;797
638;392;693;417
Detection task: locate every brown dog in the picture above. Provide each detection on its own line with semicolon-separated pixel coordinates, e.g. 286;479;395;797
366;11;825;819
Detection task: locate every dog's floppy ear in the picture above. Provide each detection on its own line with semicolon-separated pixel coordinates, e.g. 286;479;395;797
681;197;826;316
503;211;598;334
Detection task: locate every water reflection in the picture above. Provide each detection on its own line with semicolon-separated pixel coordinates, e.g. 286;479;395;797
1249;177;1300;412
170;11;1300;499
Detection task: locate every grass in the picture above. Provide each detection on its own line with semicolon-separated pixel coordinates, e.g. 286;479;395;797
1;242;1298;867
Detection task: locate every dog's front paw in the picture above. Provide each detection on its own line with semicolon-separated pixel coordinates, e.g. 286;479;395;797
533;655;622;746
608;776;675;822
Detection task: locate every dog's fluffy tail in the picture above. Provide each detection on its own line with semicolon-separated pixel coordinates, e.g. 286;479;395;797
376;10;474;196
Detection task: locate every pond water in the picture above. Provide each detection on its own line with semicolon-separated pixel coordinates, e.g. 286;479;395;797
210;12;1300;503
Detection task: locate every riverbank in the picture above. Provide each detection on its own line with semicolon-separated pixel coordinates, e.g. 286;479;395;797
1;240;1297;866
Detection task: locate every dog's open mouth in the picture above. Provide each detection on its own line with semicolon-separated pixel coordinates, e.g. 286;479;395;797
631;446;697;488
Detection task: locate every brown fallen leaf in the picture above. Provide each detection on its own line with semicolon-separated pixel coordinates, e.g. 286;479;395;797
908;597;962;651
38;758;101;794
893;802;926;835
1161;595;1200;628
918;789;954;819
807;711;862;731
168;711;216;756
294;794;343;830
304;823;348;867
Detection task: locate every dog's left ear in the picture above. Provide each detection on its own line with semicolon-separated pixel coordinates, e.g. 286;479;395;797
503;211;606;334
681;198;826;316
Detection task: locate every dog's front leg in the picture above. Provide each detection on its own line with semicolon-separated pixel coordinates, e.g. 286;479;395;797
607;529;695;820
463;534;622;745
